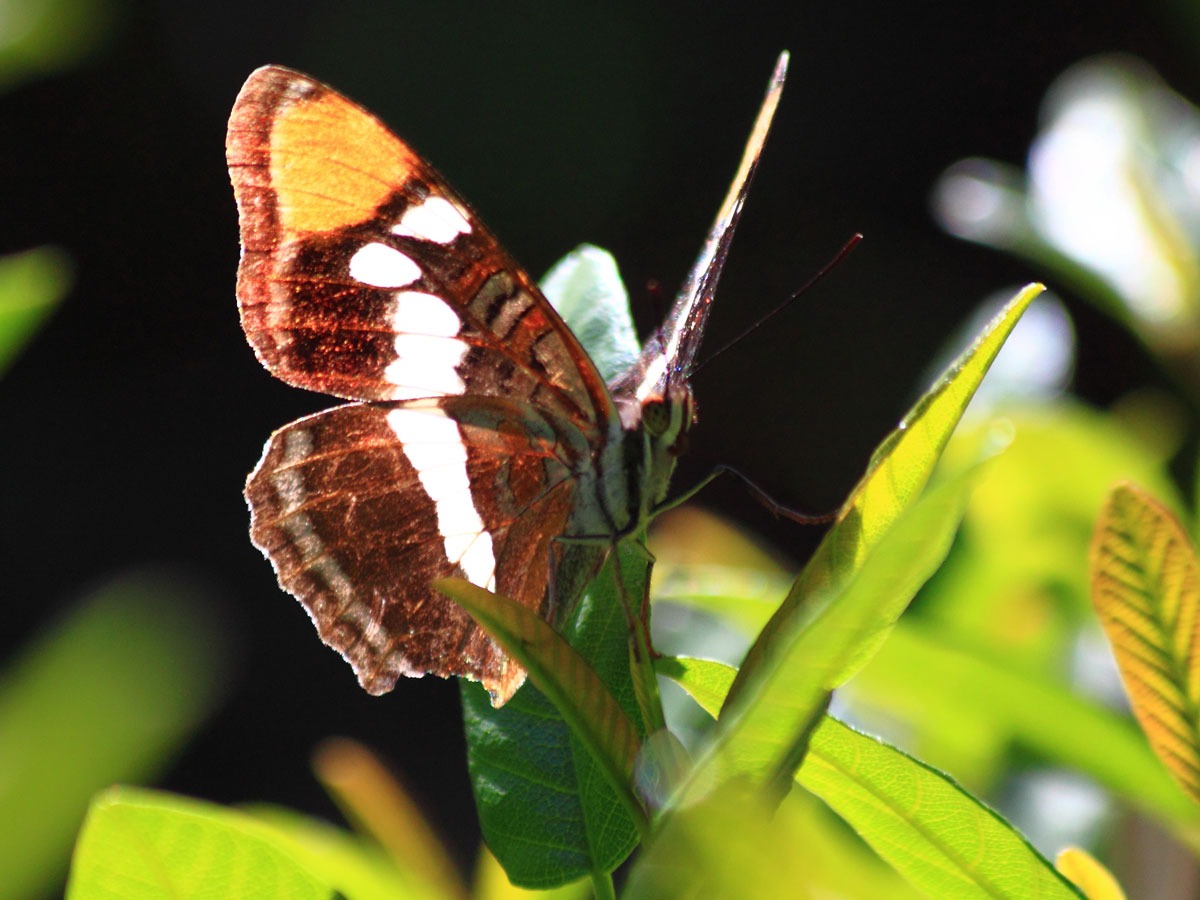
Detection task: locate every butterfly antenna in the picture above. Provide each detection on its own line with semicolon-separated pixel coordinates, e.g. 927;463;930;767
690;232;862;377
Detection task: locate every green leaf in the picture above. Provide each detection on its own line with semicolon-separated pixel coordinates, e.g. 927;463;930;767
850;622;1200;833
1090;482;1200;805
67;788;330;900
435;576;644;831
0;246;71;375
458;545;646;888
732;283;1042;696
798;718;1086;900
659;659;1086;900
250;805;446;900
686;475;968;793
540;244;638;383
0;571;224;900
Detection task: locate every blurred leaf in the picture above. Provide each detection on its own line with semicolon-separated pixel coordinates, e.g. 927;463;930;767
660;659;1083;900
689;475;968;795
732;283;1042;696
1056;847;1128;900
312;738;465;900
849;622;1200;835
457;545;646;887
251;805;445;900
0;246;71;375
1090;482;1200;805
0;570;224;900
934;58;1200;396
68;787;330;900
925;401;1180;669
0;0;117;91
471;848;591;900
540;244;638;383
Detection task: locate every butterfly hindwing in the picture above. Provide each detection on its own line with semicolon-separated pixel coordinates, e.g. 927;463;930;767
246;397;583;704
227;65;615;428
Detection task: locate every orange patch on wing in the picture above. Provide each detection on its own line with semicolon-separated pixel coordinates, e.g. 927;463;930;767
269;92;421;235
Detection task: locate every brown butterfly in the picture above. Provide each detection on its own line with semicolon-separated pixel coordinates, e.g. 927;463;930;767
227;56;787;705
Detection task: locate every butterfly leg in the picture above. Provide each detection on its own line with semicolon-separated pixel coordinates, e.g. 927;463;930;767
652;464;837;524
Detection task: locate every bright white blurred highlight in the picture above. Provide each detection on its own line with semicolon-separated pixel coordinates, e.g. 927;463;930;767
933;159;1026;243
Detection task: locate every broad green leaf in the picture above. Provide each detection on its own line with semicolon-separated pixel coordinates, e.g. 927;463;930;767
67;788;330;900
1;571;224;900
540;244;638;383
1056;848;1128;900
732;283;1042;696
660;661;1080;900
437;576;644;830
250;805;445;900
312;738;465;899
458;546;646;887
850;622;1200;834
0;246;71;374
662;662;1084;900
798;718;1085;900
687;476;968;793
1090;482;1200;805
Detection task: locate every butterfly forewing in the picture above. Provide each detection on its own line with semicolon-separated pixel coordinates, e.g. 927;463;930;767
228;65;616;428
246;397;583;704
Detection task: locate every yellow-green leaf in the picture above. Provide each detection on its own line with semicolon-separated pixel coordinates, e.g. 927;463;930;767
732;283;1042;699
435;577;647;835
659;657;1086;900
1055;848;1128;900
1090;482;1200;804
313;738;465;900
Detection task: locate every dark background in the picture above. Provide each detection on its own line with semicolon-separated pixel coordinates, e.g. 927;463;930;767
2;0;1191;876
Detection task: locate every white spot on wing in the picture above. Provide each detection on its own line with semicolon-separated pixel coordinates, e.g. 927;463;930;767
386;406;496;591
348;242;421;288
391;196;472;244
392;291;461;337
383;334;469;399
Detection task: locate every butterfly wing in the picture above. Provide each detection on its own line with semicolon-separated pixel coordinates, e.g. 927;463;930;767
227;65;617;429
246;396;587;704
228;66;625;705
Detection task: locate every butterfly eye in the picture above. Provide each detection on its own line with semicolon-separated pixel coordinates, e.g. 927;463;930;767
642;399;670;436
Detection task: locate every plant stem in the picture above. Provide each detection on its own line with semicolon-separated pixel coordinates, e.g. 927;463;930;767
590;869;617;900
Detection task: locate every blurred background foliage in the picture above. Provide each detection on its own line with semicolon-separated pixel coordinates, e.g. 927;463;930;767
8;0;1200;896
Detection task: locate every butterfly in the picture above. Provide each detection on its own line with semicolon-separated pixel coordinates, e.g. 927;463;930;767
227;54;787;706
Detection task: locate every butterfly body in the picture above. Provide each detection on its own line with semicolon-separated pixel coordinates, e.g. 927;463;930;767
228;59;785;705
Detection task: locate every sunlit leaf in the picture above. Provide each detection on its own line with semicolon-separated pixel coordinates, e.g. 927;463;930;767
67;788;329;900
0;571;224;900
312;738;465;899
687;476;969;794
251;805;444;900
732;283;1042;697
438;570;647;844
540;244;638;383
849;622;1200;834
659;660;1086;900
0;245;71;375
798;718;1085;900
1056;847;1128;900
1090;482;1200;805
